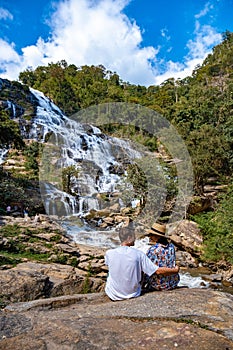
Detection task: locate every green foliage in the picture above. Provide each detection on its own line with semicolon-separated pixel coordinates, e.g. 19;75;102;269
81;275;92;294
52;254;68;264
193;184;233;263
49;234;62;242
126;163;147;205
0;172;40;211
0;224;20;237
0;178;27;208
19;62;124;114
23;141;42;179
68;257;79;267
0;253;20;266
80;262;94;294
0;109;24;149
0;250;50;263
186;125;230;193
0;224;65;266
0;224;52;263
62;165;79;195
100;123;158;152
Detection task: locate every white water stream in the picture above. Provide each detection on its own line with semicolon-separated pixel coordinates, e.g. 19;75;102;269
0;148;8;165
30;88;142;217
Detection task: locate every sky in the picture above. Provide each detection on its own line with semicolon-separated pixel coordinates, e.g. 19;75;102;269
0;0;232;86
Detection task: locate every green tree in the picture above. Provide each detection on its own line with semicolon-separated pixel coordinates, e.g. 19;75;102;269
187;125;229;193
194;184;233;263
62;165;79;195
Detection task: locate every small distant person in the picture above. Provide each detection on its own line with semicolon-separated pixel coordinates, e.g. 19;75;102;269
143;223;180;291
105;225;179;301
23;207;29;222
34;213;40;223
6;205;11;215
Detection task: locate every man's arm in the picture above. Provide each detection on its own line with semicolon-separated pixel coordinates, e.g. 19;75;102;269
155;265;179;276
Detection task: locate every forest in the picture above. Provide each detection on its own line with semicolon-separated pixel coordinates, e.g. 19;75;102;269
1;30;233;264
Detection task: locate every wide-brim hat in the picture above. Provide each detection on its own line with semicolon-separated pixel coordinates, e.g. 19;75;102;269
146;223;166;237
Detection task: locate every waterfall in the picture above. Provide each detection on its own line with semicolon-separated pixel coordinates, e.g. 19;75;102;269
30;88;142;218
5;100;17;118
0;148;8;165
40;182;77;216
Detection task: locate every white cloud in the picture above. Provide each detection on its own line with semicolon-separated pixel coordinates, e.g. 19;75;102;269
0;39;18;61
187;23;222;59
161;28;170;41
153;19;222;85
0;0;158;85
152;2;222;85
0;0;223;87
0;7;13;20
0;39;22;80
195;2;213;19
41;0;159;85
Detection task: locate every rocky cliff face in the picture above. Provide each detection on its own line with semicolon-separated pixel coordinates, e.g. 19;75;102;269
0;78;38;139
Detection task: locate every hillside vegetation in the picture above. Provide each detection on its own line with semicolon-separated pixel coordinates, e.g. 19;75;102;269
1;31;233;264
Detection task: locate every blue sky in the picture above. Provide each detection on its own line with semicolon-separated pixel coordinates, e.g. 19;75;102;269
0;0;232;86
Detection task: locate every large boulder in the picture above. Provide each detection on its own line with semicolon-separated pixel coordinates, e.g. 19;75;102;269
0;267;51;303
0;262;105;304
167;220;203;257
188;196;214;214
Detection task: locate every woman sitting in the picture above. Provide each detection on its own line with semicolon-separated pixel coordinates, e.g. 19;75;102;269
143;223;180;291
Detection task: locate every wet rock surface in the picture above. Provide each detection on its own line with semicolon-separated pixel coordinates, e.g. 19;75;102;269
1;288;233;350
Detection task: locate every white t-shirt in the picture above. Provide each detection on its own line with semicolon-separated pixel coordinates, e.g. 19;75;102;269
105;246;158;301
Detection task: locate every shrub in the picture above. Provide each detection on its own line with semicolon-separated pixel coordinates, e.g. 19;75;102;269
193;184;233;264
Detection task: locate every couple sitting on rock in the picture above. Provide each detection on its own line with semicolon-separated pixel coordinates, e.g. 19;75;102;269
105;223;180;301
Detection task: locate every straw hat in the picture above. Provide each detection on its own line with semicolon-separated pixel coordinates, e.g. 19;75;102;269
146;223;166;237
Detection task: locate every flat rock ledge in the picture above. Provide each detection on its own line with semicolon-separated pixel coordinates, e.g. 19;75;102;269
1;288;233;350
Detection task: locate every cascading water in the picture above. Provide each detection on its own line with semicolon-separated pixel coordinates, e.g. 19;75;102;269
0;148;8;165
30;88;142;219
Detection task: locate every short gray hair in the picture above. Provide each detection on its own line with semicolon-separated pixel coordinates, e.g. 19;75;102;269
118;226;135;243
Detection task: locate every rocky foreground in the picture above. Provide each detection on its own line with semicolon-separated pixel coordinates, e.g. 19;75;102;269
1;214;232;306
0;288;233;349
1;215;233;349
